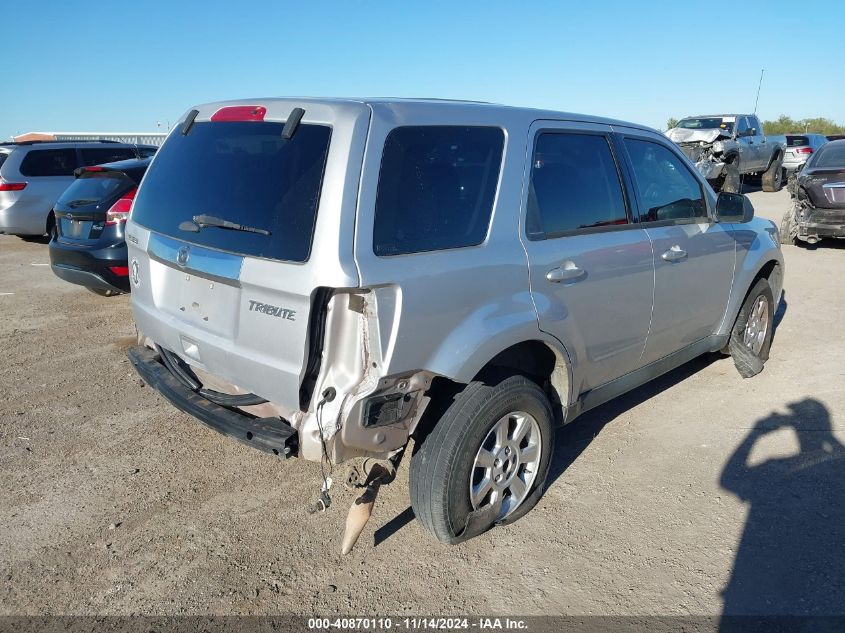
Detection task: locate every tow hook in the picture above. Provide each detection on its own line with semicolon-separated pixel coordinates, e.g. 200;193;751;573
340;457;398;554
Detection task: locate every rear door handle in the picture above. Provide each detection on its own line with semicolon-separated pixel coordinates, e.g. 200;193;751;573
546;262;586;283
661;245;688;262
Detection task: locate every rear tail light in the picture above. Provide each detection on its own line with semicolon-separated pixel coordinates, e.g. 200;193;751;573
795;147;814;154
0;178;27;191
108;266;129;276
105;187;138;226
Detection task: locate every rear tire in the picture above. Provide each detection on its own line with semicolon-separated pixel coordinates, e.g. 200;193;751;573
728;278;775;378
761;154;784;192
46;212;57;241
410;375;554;544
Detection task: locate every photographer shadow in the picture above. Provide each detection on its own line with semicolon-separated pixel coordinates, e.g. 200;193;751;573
719;399;845;625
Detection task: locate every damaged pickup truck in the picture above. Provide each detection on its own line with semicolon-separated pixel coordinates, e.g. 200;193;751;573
666;114;785;193
780;139;845;245
124;98;784;552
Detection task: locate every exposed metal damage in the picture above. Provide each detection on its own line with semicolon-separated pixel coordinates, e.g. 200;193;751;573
665;127;732;181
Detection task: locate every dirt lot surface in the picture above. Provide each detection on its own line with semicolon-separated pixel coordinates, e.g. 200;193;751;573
1;187;843;617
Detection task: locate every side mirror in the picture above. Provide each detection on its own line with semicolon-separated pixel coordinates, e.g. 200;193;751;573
715;192;754;223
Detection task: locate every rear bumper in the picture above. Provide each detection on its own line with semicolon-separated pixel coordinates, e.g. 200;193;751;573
49;238;130;293
797;222;845;239
797;208;845;239
782;157;807;172
127;345;298;458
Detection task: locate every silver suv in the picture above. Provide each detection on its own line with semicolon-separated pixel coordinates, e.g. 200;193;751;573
0;141;156;237
126;98;784;546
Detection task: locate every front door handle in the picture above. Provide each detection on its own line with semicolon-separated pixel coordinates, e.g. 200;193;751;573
546;262;586;283
661;245;688;262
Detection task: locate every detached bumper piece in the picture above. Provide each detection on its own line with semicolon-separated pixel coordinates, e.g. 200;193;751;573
127;345;298;458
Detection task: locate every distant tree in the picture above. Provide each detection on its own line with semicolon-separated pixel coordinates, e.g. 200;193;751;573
761;115;845;136
666;117;679;131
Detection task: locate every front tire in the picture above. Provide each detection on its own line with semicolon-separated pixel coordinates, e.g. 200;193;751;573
761;155;784;192
721;158;741;193
410;375;554;544
728;278;775;378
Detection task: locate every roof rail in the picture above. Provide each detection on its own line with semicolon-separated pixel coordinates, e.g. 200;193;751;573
1;139;124;146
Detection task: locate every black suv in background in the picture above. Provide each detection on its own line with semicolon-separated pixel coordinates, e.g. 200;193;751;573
49;158;150;295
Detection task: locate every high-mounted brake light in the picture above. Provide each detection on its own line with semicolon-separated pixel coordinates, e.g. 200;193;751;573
105;187;138;226
0;178;27;191
795;147;814;155
84;166;105;171
210;105;267;122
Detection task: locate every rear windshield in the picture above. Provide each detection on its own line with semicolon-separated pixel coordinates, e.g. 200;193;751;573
786;136;809;147
131;121;331;263
812;143;845;169
57;172;131;207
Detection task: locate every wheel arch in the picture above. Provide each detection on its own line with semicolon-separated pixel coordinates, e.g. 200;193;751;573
429;336;573;427
720;256;783;337
766;148;784;170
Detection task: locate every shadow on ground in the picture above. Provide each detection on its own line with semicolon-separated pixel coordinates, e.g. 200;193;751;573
719;398;845;625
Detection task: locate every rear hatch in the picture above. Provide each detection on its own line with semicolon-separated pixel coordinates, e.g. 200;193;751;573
127;102;365;410
785;135;812;164
54;165;141;242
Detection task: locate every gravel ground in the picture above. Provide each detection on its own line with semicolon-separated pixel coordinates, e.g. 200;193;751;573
1;186;843;617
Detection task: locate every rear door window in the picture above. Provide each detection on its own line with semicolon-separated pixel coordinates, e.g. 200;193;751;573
526;132;628;239
373;126;504;256
18;149;79;176
131;121;331;263
80;147;137;166
623;138;707;222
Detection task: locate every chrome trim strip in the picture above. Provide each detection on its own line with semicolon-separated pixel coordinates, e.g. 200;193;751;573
822;182;845;188
147;233;243;287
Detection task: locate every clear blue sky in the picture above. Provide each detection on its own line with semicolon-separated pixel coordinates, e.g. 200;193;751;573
3;0;843;140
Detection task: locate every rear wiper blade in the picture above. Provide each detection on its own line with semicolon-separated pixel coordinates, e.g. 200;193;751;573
67;198;99;208
178;214;271;236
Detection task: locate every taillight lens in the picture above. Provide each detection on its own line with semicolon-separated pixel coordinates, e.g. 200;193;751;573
105;187;138;226
0;178;27;191
795;147;814;154
210;105;267;122
108;266;129;276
